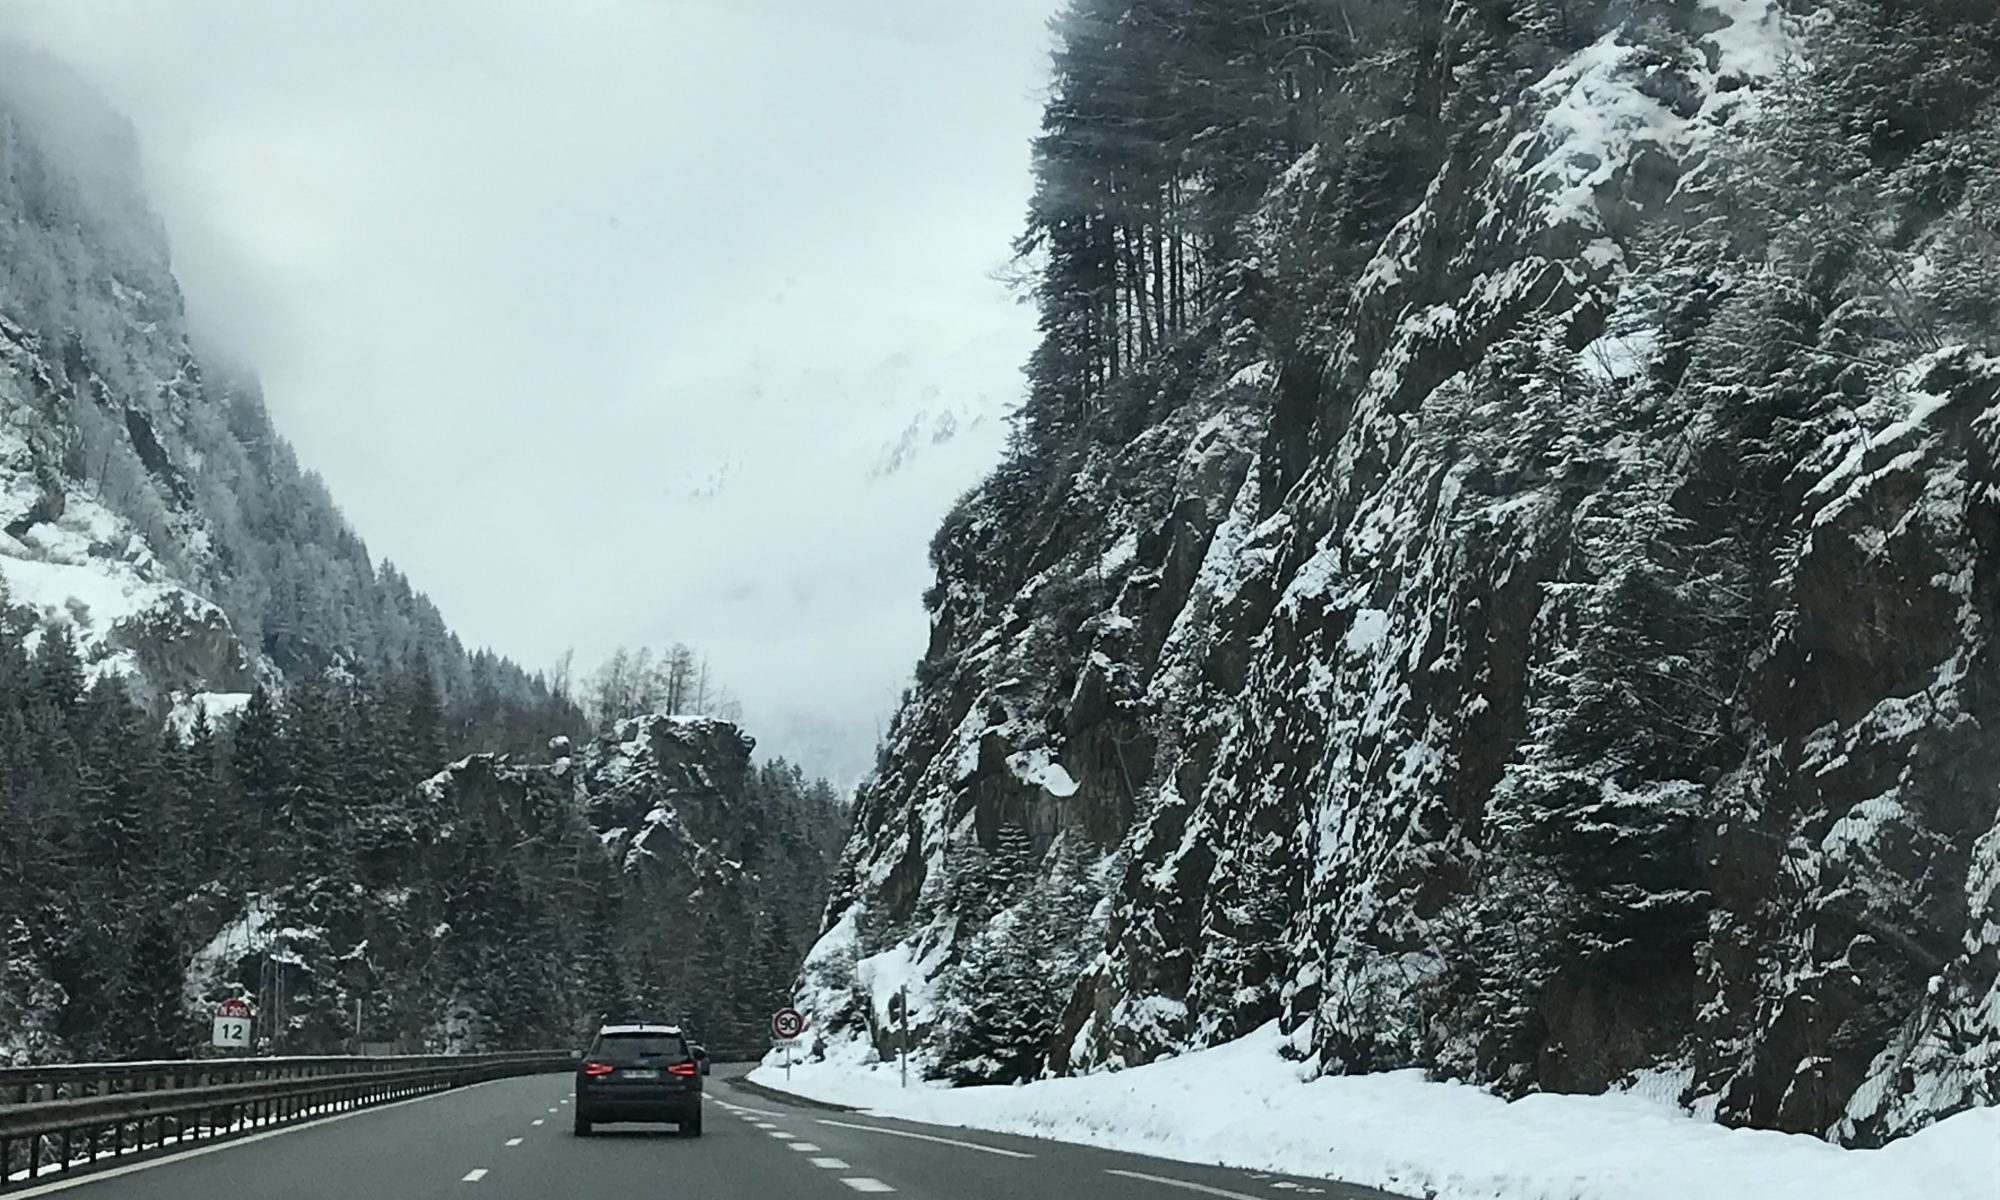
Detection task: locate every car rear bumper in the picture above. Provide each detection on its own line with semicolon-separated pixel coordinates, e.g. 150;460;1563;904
577;1085;701;1122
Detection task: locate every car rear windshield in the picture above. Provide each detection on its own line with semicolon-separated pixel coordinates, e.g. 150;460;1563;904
591;1032;689;1062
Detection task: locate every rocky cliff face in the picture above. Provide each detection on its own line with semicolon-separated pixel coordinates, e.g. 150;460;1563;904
799;0;2000;1147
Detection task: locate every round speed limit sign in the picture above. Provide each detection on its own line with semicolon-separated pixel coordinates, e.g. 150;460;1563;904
771;1007;805;1040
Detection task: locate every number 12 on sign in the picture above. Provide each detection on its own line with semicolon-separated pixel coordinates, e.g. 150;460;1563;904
211;1016;252;1049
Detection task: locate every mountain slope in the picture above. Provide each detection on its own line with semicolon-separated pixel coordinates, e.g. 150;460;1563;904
797;0;2000;1148
0;43;548;716
170;715;846;1056
0;47;846;1062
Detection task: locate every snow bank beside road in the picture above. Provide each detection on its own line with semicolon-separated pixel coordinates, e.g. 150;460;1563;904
750;1024;1996;1200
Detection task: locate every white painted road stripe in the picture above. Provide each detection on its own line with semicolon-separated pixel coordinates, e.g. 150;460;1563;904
787;1142;824;1152
817;1119;1035;1159
754;1122;777;1129
532;1119;544;1126
841;1180;896;1194
810;1157;852;1169
505;1137;523;1147
1104;1169;1269;1200
462;1168;489;1182
767;1130;797;1138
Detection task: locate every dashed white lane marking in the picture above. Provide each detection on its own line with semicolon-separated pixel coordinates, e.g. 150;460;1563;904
547;1108;558;1113
727;1103;787;1117
810;1157;852;1169
505;1138;523;1147
1104;1169;1267;1200
754;1122;777;1130
787;1142;824;1152
816;1119;1035;1159
767;1130;798;1138
532;1119;545;1126
462;1168;489;1182
840;1181;895;1194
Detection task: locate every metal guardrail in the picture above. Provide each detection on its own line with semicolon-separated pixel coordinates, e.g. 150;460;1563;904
0;1053;571;1192
0;1055;456;1107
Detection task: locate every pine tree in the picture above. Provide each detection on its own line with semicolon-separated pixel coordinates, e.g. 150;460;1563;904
228;686;288;884
0;918;65;1065
30;628;83;717
178;708;228;881
116;917;189;1059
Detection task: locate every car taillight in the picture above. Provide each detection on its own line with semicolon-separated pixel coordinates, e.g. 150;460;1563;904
667;1062;698;1077
582;1061;614;1077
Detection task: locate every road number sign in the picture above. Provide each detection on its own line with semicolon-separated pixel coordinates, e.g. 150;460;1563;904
771;1007;805;1040
212;998;254;1048
211;1016;252;1048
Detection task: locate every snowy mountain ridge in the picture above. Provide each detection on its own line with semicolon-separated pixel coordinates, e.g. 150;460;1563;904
174;713;845;1055
796;0;2000;1149
0;42;553;714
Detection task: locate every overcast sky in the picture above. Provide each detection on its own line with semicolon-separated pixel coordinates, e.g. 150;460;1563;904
5;0;1061;786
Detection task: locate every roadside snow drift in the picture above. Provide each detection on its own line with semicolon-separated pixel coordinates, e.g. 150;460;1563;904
750;1024;1997;1200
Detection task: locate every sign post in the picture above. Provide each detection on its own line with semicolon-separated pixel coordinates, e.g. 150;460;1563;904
211;998;254;1052
889;987;909;1089
771;1007;806;1081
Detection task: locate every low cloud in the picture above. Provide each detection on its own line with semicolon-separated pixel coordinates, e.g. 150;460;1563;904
8;0;1059;785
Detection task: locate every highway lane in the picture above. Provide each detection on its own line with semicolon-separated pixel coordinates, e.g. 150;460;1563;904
22;1065;1401;1199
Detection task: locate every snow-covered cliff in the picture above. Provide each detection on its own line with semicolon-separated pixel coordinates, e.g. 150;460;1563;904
798;0;2000;1147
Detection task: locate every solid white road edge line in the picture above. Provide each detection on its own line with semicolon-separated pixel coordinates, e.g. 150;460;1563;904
3;1079;517;1198
1103;1169;1270;1200
816;1119;1035;1159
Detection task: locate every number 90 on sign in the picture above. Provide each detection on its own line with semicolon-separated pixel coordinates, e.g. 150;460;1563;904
211;1016;252;1048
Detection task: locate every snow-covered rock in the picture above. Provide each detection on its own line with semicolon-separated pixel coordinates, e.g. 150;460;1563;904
797;0;2000;1151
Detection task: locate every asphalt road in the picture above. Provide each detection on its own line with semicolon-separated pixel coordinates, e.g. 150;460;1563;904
21;1064;1401;1200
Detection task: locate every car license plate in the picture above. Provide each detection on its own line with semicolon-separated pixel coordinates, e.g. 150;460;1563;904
622;1069;659;1080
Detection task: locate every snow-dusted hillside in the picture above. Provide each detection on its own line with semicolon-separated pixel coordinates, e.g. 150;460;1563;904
796;0;2000;1150
0;43;549;712
175;714;846;1055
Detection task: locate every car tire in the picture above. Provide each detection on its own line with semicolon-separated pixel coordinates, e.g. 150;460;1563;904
573;1110;593;1137
682;1115;702;1137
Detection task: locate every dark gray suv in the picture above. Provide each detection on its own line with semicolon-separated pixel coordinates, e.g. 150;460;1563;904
573;1023;705;1136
